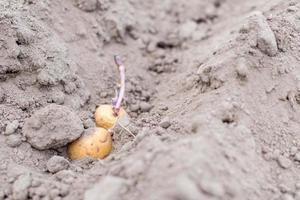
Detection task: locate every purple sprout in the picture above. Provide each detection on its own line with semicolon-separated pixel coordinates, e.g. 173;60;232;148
112;55;126;116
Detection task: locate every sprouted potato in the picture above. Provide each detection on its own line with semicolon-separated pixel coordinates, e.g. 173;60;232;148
67;55;127;160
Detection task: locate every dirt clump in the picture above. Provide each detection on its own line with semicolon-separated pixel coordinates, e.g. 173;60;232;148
46;156;70;173
23;104;84;150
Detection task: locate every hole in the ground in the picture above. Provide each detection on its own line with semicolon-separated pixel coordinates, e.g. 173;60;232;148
214;1;222;8
156;41;176;49
16;39;22;45
207;14;218;22
195;18;207;24
295;94;300;104
222;117;234;124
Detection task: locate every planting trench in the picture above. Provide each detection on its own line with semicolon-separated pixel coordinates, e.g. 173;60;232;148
1;0;300;200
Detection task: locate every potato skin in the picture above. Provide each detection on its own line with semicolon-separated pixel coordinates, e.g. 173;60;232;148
94;104;126;129
67;127;112;160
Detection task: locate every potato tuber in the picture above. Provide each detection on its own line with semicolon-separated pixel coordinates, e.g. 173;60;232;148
67;127;112;160
94;104;126;129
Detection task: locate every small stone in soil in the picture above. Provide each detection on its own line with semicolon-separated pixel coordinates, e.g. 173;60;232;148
159;105;168;111
6;134;22;147
178;20;197;40
49;188;60;199
0;87;4;102
290;146;298;156
100;91;108;98
277;155;292;169
55;170;76;184
294;152;300;162
140;102;153;112
236;58;249;78
5;120;19;135
83;118;94;129
12;173;32;200
47;156;70;173
159;117;171;129
251;12;278;56
130;104;140;112
278;184;291;193
287;6;298;12
146;41;157;53
51;91;65;105
199;178;225;197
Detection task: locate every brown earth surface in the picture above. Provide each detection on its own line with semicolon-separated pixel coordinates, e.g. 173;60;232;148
1;0;300;200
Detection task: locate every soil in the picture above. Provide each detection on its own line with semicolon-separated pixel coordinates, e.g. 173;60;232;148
1;0;300;200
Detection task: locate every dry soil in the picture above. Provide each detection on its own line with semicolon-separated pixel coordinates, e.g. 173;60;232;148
1;0;300;200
